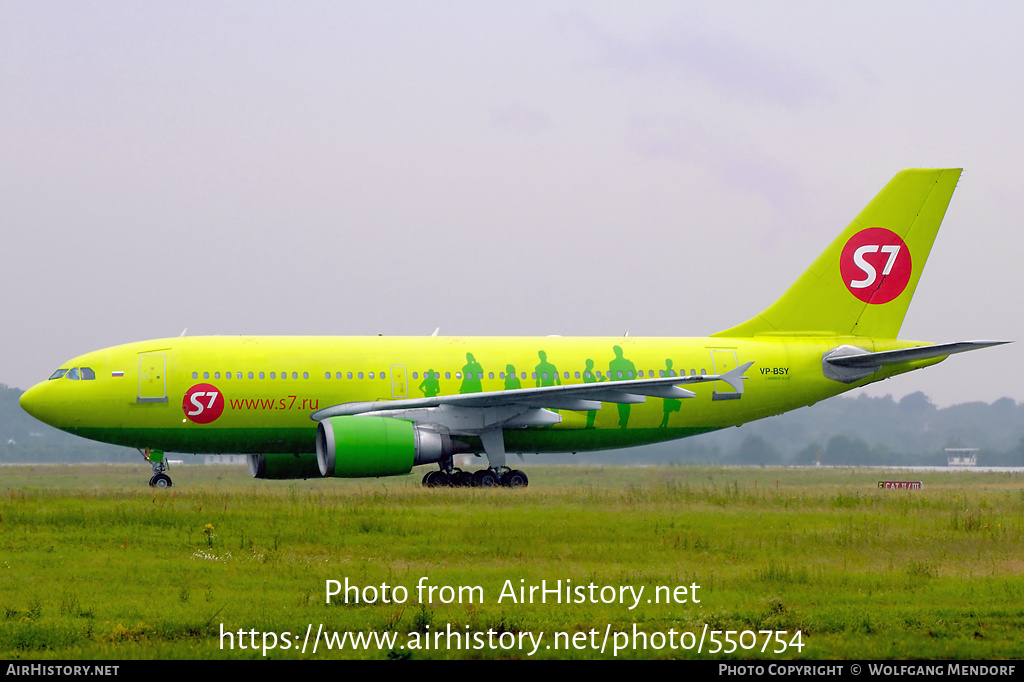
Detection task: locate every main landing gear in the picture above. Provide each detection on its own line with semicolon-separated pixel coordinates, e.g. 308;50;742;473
422;431;527;488
140;448;173;488
422;467;529;489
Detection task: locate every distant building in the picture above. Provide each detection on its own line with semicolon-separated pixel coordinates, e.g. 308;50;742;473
202;455;248;466
945;448;978;467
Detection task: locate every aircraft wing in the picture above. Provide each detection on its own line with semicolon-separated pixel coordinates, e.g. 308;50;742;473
311;361;753;420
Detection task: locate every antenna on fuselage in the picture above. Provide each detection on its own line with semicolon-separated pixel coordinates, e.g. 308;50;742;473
431;327;440;337
179;328;188;337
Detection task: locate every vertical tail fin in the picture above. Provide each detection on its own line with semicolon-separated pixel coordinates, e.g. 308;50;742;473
714;168;962;339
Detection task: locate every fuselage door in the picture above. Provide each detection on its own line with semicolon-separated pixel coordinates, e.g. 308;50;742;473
709;349;741;401
390;365;408;398
138;353;168;403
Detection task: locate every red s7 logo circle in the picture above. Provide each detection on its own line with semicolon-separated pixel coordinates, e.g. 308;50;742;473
182;384;225;424
839;228;912;304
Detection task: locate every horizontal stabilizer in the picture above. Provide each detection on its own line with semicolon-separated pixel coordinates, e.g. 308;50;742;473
827;340;1009;368
823;340;1008;383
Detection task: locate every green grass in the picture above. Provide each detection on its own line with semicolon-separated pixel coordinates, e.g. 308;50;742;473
2;463;1023;659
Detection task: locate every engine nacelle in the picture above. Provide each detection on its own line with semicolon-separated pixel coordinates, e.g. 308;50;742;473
316;416;463;478
247;453;322;479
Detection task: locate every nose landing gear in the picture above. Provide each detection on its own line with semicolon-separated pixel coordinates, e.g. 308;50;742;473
140;448;173;488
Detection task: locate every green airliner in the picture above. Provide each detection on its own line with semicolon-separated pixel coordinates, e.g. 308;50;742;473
19;169;1005;488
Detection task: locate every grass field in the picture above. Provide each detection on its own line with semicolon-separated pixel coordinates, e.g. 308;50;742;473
2;463;1023;659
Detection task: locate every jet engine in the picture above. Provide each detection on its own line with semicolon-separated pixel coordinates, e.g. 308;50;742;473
316;416;466;478
247;452;322;479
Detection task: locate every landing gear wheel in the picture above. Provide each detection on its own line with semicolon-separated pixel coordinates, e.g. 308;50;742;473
472;469;499;487
501;469;529;488
150;473;172;488
452;470;473;487
422;471;451;488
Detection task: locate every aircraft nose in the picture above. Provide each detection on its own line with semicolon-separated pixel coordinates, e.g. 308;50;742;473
19;381;56;426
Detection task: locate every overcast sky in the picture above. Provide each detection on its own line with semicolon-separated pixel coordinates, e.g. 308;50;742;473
2;1;1021;407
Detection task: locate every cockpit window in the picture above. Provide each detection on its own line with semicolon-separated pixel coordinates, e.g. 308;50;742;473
57;367;97;381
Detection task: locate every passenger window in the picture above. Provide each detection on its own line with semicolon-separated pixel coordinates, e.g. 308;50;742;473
203;372;210;379
445;372;451;379
336;372;342;379
192;372;198;379
369;372;375;379
259;372;265;379
488;372;494;379
358;372;364;379
303;372;309;379
237;372;243;379
412;372;419;379
347;372;353;379
292;372;298;380
248;372;254;379
381;372;386;380
270;372;276;379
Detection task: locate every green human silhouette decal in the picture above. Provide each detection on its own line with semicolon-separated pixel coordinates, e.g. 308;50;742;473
660;358;681;427
419;369;440;397
608;345;636;429
535;351;560;388
504;364;521;390
583;358;597;428
460;353;483;394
